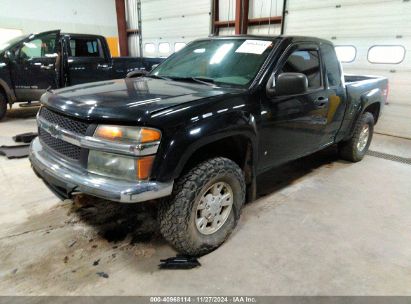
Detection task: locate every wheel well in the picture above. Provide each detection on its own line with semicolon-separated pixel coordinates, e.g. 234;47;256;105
364;102;380;124
182;135;253;184
0;85;7;101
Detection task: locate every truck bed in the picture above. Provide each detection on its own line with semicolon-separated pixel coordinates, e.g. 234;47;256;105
344;74;386;85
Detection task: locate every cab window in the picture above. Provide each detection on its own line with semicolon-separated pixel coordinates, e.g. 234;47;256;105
280;49;322;89
18;34;57;61
69;37;103;58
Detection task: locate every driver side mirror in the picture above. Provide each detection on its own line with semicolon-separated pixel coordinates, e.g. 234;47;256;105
273;72;308;96
3;51;11;62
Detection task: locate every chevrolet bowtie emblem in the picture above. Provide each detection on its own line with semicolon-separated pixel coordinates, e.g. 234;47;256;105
48;124;59;138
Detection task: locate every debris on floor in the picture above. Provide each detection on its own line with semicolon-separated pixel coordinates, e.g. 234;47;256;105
96;272;109;279
159;256;201;270
13;132;38;143
0;144;30;159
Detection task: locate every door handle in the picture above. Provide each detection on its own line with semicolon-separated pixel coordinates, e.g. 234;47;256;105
97;63;110;69
40;64;53;70
314;96;328;108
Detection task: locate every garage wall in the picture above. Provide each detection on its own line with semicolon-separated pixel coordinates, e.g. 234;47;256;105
0;0;118;37
131;0;283;57
284;0;411;138
218;0;283;36
130;0;211;57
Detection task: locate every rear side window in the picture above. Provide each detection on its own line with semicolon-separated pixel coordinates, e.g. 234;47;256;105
335;46;356;63
69;37;103;57
321;44;342;87
368;45;405;64
280;50;322;89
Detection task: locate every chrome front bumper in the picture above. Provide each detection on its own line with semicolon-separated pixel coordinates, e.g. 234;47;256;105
29;138;173;203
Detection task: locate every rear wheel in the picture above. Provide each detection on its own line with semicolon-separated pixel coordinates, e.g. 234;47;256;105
0;92;7;121
158;157;246;256
339;112;374;162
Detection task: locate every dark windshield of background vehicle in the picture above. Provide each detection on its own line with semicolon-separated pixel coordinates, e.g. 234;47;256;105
151;38;276;87
0;35;29;52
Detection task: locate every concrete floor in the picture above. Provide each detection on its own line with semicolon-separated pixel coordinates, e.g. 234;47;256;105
0;107;411;295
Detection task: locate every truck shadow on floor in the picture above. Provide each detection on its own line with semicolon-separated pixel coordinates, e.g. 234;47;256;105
256;145;345;198
73;145;347;248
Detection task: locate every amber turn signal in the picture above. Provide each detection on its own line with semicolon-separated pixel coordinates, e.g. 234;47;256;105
140;128;161;143
95;126;123;140
136;155;155;180
94;125;161;144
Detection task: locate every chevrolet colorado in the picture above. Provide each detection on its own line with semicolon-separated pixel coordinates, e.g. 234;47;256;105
0;30;162;120
29;36;388;255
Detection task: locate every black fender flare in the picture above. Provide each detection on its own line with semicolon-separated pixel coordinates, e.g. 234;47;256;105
346;88;383;139
153;111;258;183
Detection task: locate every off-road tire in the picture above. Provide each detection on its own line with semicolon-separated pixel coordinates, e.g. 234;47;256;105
339;112;374;162
0;92;7;121
158;157;246;256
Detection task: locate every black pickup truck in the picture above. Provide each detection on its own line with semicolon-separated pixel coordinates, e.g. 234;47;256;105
30;35;388;256
0;30;162;120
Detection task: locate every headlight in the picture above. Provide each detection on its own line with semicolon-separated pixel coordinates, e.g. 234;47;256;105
88;125;160;180
88;150;155;181
94;125;161;144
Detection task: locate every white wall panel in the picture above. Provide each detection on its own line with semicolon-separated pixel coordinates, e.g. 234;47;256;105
0;0;117;37
285;0;411;138
141;0;211;57
219;0;236;21
249;0;282;18
247;24;281;35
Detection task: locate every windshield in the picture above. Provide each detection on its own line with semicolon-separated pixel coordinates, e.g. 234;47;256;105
0;35;28;52
151;38;276;87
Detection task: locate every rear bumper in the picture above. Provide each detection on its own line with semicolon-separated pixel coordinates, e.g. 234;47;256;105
29;138;173;203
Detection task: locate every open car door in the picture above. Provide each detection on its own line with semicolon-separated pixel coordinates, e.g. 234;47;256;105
10;30;61;101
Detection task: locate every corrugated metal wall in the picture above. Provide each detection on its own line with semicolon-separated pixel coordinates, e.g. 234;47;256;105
285;0;411;138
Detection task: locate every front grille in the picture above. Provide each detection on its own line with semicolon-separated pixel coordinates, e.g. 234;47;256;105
39;107;89;135
38;107;89;160
39;129;81;160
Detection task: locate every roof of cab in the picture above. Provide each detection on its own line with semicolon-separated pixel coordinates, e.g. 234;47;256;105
206;34;332;45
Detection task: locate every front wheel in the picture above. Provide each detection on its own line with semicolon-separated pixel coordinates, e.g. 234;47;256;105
158;157;246;256
339;112;374;162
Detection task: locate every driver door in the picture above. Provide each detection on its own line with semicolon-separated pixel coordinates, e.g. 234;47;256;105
10;30;60;101
258;42;330;171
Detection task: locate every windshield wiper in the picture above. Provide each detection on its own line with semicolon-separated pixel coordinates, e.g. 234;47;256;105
191;77;216;86
166;76;216;86
145;74;172;81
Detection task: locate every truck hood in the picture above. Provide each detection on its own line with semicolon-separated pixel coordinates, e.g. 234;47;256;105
42;78;239;123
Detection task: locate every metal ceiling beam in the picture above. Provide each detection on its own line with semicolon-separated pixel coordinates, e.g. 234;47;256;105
115;0;129;56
